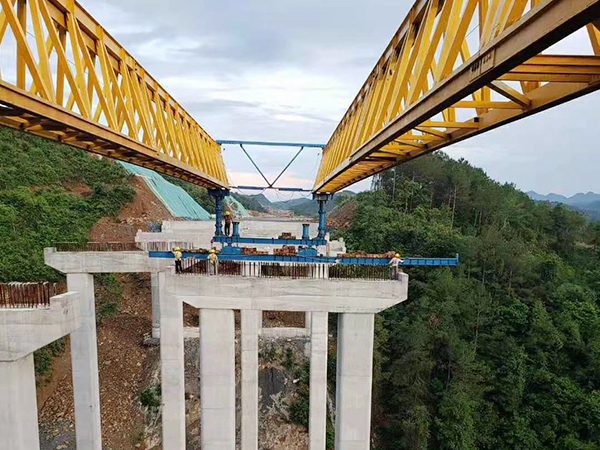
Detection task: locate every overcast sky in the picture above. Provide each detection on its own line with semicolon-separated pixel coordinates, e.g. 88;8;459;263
79;0;600;200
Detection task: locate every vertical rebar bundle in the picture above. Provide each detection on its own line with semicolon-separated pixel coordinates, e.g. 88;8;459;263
0;282;63;308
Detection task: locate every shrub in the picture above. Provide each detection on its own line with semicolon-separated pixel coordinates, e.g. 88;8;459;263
139;384;162;409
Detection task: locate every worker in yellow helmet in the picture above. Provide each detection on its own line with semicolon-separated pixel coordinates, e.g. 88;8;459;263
389;252;404;281
223;211;233;237
173;247;183;274
207;248;219;275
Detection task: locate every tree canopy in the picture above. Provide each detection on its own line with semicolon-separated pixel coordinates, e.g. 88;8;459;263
339;153;600;450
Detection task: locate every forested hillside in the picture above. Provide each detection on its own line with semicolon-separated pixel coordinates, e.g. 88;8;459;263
0;128;134;282
339;153;600;450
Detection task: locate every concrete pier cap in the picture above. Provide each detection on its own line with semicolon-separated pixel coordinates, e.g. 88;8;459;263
167;272;409;313
44;247;170;274
0;292;80;361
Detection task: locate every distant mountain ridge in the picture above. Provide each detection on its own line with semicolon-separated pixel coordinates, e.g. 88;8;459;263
527;191;600;220
247;191;357;216
527;191;600;206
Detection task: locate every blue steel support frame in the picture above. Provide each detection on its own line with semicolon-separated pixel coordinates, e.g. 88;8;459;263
220;140;319;193
209;189;229;237
313;193;331;239
148;251;460;267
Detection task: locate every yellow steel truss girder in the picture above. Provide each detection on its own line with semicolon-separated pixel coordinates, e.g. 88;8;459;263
314;0;600;193
0;0;228;189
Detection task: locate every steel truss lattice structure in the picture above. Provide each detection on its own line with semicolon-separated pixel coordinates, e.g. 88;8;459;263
314;0;600;193
0;0;228;189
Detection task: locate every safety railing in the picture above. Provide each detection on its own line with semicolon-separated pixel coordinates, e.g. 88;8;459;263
260;262;311;278
177;261;396;281
180;259;242;276
55;242;141;252
140;242;207;252
0;282;64;308
329;264;395;281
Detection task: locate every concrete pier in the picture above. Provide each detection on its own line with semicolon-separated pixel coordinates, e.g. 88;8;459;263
335;313;375;450
200;309;236;450
0;354;40;450
67;273;103;450
305;311;313;334
309;311;329;450
241;310;261;450
159;272;185;450
151;272;160;338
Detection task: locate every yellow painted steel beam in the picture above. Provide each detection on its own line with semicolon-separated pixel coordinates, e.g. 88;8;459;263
314;0;600;193
0;0;228;189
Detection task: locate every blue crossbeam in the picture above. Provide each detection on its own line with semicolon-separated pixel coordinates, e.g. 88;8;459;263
149;251;459;267
217;140;326;148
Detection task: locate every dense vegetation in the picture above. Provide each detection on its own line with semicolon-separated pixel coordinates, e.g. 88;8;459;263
338;153;600;450
0;128;134;282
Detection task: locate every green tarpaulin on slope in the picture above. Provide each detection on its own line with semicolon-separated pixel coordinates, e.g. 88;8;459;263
225;196;249;217
119;162;212;220
118;162;250;219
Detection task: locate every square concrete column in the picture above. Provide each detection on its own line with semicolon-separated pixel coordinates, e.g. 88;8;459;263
200;309;236;450
241;310;261;450
309;311;329;450
305;311;313;334
67;273;102;450
159;272;185;450
0;354;40;450
151;273;160;338
335;313;375;450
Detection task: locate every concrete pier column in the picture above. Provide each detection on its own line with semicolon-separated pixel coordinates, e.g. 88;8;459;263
241;310;261;450
0;354;40;450
151;273;160;338
67;273;102;450
159;272;185;450
200;309;236;450
309;311;329;450
335;313;375;450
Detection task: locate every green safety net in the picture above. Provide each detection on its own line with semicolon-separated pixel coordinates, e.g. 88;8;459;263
118;162;211;220
225;196;250;217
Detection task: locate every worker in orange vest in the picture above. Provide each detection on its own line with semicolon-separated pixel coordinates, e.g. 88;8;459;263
389;253;404;280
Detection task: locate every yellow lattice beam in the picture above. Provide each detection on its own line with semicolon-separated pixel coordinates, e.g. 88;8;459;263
0;0;228;189
314;0;600;193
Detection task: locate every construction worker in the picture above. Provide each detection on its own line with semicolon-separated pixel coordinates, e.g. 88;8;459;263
207;248;219;275
173;247;183;274
223;211;233;237
389;253;404;280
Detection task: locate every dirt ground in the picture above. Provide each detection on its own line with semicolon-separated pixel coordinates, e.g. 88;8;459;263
89;177;174;243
